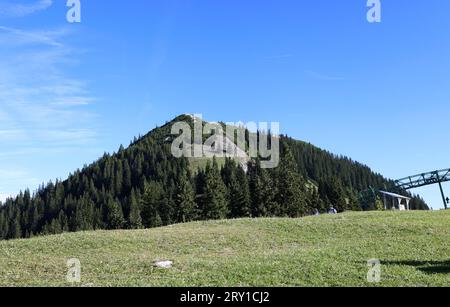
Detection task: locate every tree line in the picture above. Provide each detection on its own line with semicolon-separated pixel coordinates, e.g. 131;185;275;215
0;115;428;240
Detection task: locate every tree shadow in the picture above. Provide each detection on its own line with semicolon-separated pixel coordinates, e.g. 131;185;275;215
382;260;450;275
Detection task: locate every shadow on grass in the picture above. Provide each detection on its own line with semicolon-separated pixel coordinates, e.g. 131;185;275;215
382;260;450;275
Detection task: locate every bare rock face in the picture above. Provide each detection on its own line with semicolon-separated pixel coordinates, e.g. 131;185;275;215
153;260;173;269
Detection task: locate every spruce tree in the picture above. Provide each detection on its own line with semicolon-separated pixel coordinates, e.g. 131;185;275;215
319;177;347;212
248;160;275;217
9;212;22;239
158;197;174;226
175;171;197;223
30;204;40;235
141;181;163;228
128;189;143;229
277;144;308;217
114;161;123;196
106;197;125;229
123;160;132;194
228;166;251;218
202;158;228;220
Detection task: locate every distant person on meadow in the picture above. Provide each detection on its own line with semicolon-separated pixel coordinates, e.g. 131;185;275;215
328;207;338;215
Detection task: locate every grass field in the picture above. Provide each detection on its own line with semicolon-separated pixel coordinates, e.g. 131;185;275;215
0;211;449;287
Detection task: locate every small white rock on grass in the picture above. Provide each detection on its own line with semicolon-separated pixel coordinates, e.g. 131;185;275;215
153;260;173;269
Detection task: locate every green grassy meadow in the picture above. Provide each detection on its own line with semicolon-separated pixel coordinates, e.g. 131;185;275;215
0;211;449;287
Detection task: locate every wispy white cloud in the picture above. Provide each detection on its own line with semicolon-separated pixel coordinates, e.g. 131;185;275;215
0;129;27;141
0;25;97;147
0;25;97;199
0;26;65;47
0;169;27;179
51;96;96;107
36;129;97;144
0;0;53;18
0;168;40;202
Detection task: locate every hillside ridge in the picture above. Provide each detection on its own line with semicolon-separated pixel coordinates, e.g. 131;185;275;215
0;114;428;241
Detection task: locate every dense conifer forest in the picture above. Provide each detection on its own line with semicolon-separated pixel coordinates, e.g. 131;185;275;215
0;115;428;240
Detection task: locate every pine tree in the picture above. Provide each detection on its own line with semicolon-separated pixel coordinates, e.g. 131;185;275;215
106;197;125;229
248;160;275;217
202;159;228;220
276;144;308;217
30;204;40;235
158;197;174;226
175;171;197;223
123;160;132;194
58;210;69;232
128;189;143;229
319;177;347;212
114;161;123;196
9;212;22;239
74;195;95;231
228;166;251;218
141;181;163;228
308;189;326;214
50;218;62;234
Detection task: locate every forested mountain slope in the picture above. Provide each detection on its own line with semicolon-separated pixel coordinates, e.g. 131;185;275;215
0;115;427;240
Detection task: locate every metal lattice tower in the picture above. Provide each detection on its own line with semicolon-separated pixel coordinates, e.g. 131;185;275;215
359;169;450;210
394;169;450;209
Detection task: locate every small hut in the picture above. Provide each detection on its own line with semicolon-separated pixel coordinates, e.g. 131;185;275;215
379;191;411;211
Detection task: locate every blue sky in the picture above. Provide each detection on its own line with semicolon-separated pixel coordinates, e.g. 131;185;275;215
0;0;449;209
